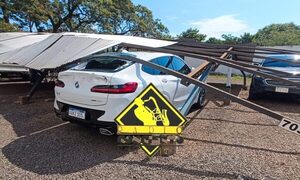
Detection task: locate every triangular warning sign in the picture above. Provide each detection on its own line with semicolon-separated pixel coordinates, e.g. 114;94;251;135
140;144;160;157
115;83;187;135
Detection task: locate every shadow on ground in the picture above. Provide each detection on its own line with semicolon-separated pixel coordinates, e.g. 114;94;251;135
250;94;300;114
111;160;257;180
0;82;132;174
208;82;300;114
2;124;131;175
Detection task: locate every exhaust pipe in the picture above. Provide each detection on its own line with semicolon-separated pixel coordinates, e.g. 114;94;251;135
98;127;115;136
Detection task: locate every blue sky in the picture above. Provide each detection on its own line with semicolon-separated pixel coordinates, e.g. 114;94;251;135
132;0;300;38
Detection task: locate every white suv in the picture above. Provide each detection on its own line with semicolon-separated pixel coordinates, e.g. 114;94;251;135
54;52;205;133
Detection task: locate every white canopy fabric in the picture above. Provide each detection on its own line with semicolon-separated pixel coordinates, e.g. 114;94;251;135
0;32;176;70
0;33;51;54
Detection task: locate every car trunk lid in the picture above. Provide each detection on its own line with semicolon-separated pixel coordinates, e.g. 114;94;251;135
56;70;112;106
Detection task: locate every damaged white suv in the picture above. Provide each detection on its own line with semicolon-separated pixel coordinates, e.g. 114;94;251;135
54;51;206;134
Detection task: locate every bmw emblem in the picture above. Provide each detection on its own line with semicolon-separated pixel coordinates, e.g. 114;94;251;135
75;81;80;88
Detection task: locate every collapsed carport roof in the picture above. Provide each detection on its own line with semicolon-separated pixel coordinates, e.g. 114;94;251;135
0;32;51;54
1;32;299;130
0;32;176;70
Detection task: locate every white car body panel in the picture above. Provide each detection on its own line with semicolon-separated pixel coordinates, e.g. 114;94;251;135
54;52;198;123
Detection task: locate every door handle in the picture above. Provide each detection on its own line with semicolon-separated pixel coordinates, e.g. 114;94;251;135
161;79;168;83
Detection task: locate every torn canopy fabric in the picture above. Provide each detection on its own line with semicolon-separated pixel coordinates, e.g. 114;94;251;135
0;33;177;70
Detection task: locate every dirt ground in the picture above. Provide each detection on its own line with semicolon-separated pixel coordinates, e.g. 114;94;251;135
0;77;299;179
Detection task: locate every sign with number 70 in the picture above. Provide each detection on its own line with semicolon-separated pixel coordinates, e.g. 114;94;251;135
279;119;300;136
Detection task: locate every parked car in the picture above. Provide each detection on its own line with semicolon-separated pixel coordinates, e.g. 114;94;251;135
54;51;206;135
249;55;300;100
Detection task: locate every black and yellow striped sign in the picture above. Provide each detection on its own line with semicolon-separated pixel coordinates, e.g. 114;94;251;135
115;83;186;157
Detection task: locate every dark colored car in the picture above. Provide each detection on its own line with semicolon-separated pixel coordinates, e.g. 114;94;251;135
249;55;300;100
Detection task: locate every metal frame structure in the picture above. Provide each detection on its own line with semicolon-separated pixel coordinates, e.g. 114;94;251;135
1;32;299;125
117;42;300;125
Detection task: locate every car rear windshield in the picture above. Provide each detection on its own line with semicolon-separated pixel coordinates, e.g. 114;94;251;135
75;56;134;72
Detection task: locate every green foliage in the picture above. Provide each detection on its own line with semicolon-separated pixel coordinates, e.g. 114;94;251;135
0;0;170;38
240;33;254;44
0;19;18;32
253;23;300;46
2;0;300;46
177;28;206;42
180;23;300;46
221;34;241;44
206;37;223;44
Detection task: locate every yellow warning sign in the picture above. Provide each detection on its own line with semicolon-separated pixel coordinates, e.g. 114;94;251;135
115;83;187;135
140;144;160;157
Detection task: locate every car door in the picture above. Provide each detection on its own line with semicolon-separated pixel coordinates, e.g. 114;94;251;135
152;56;179;102
169;56;194;108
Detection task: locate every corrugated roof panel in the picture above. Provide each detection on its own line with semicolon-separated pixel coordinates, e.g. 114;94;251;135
67;38;119;64
0;33;177;70
62;33;176;48
26;36;118;69
0;32;32;41
0;34;62;65
0;33;51;54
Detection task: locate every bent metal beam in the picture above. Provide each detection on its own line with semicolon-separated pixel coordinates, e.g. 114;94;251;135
108;54;291;123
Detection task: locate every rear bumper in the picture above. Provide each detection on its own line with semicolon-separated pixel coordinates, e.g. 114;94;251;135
252;77;300;95
54;101;117;129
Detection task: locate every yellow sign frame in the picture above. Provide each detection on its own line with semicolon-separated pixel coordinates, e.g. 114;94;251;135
115;83;187;135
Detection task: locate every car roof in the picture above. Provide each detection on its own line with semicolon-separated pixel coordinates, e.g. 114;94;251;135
263;54;300;63
266;54;300;60
95;51;176;61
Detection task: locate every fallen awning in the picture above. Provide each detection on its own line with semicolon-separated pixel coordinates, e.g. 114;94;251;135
0;32;176;70
0;32;51;54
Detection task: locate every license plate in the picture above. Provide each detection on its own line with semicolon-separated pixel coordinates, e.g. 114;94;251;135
279;119;300;136
68;107;86;119
275;87;289;93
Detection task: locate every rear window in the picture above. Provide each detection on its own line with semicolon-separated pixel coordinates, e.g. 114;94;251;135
73;56;134;72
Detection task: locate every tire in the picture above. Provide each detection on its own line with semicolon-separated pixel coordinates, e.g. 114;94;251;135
248;84;260;100
197;89;206;108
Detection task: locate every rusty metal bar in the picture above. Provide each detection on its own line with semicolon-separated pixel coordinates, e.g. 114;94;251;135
218;57;290;75
229;50;300;64
109;54;289;122
166;45;300;64
187;61;211;78
212;47;233;71
184;46;234;79
177;41;300;55
123;44;300;88
220;47;233;58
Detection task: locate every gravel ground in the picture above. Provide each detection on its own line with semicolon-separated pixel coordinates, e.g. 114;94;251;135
0;78;299;180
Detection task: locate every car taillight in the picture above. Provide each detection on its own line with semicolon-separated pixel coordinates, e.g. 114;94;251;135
91;82;138;94
55;80;65;88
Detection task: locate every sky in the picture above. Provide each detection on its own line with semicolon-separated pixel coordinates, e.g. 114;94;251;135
132;0;300;38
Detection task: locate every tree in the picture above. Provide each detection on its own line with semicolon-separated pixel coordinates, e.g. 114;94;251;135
92;2;169;38
206;37;223;44
0;19;18;32
177;28;206;42
0;0;170;39
0;0;13;24
253;23;300;46
240;33;254;44
221;34;241;44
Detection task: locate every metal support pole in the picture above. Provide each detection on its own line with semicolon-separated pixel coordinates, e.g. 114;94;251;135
240;70;247;90
20;70;47;104
226;67;232;88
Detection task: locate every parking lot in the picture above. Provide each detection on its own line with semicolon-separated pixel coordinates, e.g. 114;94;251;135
0;76;299;179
